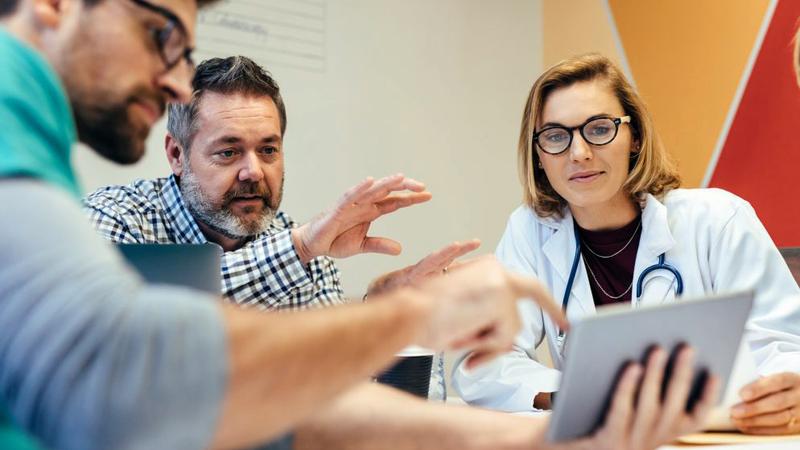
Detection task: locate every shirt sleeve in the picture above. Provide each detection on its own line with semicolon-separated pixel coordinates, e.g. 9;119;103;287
452;209;561;412
0;180;228;450
708;199;800;375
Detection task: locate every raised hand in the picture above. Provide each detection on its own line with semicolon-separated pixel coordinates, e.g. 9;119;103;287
365;240;481;296
291;174;432;264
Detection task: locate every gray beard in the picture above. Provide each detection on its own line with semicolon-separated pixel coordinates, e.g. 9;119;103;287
179;167;277;240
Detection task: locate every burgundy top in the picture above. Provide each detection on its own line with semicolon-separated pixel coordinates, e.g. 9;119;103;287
576;214;642;307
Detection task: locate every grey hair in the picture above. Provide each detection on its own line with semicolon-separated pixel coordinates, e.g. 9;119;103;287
167;55;287;151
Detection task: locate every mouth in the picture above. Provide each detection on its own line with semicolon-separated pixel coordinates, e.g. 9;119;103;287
130;100;163;127
230;195;266;206
568;170;604;183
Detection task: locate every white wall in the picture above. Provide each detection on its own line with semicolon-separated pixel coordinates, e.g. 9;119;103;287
74;0;543;297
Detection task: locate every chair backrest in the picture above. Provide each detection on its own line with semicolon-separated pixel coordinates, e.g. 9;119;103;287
779;247;800;285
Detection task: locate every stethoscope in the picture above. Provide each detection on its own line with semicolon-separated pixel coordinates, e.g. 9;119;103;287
554;223;684;360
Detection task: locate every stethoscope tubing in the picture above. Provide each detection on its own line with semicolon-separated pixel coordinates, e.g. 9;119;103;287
556;224;684;342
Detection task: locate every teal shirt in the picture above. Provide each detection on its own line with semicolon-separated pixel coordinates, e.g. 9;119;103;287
0;26;80;198
0;408;40;450
0;26;78;450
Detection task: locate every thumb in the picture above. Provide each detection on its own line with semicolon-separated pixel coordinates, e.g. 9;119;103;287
362;237;402;255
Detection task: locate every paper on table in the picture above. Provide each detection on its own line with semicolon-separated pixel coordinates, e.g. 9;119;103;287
677;432;800;445
704;339;759;431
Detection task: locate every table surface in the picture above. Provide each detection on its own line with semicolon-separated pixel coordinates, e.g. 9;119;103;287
661;440;800;449
446;399;800;449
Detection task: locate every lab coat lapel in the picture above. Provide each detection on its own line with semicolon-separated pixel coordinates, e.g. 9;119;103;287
634;195;677;306
541;210;596;316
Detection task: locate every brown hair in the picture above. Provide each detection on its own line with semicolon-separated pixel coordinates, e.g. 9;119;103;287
167;55;287;151
518;53;680;217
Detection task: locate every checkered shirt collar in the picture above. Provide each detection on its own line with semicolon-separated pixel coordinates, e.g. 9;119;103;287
161;174;208;244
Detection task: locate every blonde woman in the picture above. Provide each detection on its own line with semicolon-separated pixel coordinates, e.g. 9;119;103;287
453;54;800;436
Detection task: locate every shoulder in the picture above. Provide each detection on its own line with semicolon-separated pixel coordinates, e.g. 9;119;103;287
504;204;561;236
662;188;750;220
84;177;169;218
507;204;550;228
499;204;558;250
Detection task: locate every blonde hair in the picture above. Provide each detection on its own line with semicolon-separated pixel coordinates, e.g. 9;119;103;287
518;53;681;217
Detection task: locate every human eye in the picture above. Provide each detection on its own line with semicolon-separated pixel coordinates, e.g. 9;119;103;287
543;129;568;143
586;118;617;137
588;125;612;136
259;146;279;155
215;148;238;160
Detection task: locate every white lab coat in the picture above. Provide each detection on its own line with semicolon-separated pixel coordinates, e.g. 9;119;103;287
452;188;800;412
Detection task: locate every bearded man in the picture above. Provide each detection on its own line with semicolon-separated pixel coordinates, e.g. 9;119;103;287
84;55;478;312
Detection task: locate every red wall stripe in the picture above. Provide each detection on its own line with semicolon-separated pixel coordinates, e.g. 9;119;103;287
709;0;800;247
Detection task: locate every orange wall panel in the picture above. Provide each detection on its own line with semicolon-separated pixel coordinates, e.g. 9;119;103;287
609;0;769;186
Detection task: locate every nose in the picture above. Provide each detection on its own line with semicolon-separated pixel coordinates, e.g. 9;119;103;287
156;62;193;104
238;152;264;183
568;129;593;162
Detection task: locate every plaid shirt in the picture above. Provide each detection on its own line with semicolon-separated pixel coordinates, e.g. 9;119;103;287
83;175;344;310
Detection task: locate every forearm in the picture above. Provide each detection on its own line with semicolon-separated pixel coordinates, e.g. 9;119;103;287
294;383;547;450
211;290;430;449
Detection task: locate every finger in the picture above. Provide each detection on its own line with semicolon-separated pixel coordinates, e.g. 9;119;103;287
657;347;696;430
363;174;426;202
410;243;464;276
444;253;494;272
414;240;482;276
461;329;515;369
339;177;376;203
374;192;432;215
631;348;668;442
398;177;426;192
443;239;482;263
464;350;505;369
505;271;567;330
602;363;643;439
451;332;512;354
733;408;796;428
353;174;404;203
736;424;800;436
731;389;800;419
687;374;720;432
740;373;800;402
361;237;402;255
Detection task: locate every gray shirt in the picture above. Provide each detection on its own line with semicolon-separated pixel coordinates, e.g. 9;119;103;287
0;179;227;450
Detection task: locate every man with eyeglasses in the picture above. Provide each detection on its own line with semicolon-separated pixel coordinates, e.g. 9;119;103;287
0;1;715;449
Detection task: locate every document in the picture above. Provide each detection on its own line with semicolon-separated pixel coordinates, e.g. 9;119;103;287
704;339;759;431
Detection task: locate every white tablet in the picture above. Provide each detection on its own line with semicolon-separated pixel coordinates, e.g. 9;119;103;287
547;290;754;442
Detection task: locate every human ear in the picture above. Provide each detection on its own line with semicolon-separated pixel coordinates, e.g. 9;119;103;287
165;134;186;177
31;0;65;29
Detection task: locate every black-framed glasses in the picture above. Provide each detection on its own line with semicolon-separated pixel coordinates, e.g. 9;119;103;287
128;0;195;71
533;115;631;155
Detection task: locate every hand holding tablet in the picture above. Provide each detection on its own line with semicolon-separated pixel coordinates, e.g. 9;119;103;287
547;291;753;443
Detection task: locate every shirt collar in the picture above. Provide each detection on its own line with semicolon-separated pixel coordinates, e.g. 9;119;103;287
161;174;208;244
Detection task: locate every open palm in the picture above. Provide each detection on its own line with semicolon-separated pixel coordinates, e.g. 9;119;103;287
292;174;432;263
